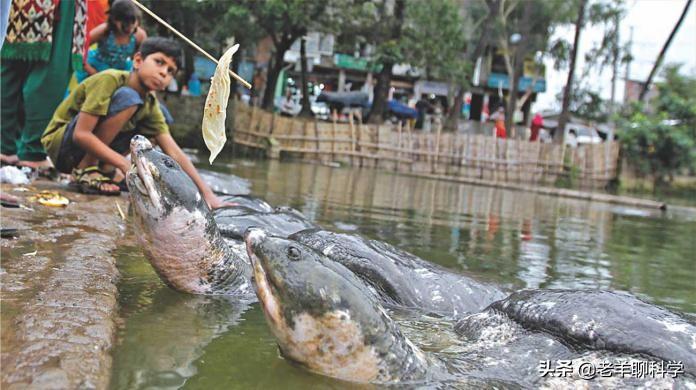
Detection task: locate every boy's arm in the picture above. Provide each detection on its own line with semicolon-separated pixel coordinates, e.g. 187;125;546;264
154;133;232;209
73;112;130;174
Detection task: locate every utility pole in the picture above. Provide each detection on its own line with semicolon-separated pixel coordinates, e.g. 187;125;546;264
639;0;692;101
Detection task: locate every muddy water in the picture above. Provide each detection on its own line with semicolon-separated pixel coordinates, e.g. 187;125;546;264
110;158;696;389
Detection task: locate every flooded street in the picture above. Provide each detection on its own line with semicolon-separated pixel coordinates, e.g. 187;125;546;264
111;157;696;389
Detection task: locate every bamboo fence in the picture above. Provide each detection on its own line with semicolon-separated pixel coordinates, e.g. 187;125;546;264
232;104;621;188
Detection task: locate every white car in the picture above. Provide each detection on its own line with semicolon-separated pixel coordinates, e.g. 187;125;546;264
565;124;602;147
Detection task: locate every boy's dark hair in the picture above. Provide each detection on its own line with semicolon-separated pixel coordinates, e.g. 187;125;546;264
108;0;141;31
139;37;182;69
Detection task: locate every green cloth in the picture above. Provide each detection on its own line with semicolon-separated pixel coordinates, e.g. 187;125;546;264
0;0;75;161
1;0;87;66
41;70;170;165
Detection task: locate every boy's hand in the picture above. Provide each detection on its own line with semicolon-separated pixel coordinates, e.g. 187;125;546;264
117;158;130;178
204;193;238;209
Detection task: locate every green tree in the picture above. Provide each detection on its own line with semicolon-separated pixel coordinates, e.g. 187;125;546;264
490;0;576;133
402;0;475;130
234;0;331;110
445;0;500;131
366;0;407;124
558;84;609;122
557;1;628;141
617;65;696;187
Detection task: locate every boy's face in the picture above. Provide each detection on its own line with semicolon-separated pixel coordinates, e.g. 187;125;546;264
133;52;178;92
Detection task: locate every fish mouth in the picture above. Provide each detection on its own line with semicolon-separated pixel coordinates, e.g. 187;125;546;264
245;229;282;325
129;136;163;211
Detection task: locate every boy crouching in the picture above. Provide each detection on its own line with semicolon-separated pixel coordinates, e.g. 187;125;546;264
41;37;229;208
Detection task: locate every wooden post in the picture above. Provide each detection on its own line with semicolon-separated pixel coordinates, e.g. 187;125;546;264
348;111;356;165
406;120;413;172
516;139;521;183
314;119;321;161
433;120;442;173
396;121;403;171
331;109;337;161
559;143;568;184
355;110;363;167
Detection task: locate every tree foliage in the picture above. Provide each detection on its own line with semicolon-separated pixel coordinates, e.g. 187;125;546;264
235;0;332;110
617;65;696;185
403;0;467;84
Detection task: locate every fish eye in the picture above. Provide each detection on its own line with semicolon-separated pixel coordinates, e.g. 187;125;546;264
287;246;301;261
163;158;176;169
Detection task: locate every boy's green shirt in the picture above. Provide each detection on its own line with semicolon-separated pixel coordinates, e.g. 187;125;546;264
41;69;169;163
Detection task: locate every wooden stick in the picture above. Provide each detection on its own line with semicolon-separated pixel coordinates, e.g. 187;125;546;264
348;111;356;165
434;119;442;173
130;0;252;89
331;109;337;160
396;121;402;171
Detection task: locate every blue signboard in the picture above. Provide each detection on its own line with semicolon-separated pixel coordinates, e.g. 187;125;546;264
194;56;217;80
486;72;546;93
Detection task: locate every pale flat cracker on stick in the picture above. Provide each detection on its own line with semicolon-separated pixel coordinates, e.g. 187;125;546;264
202;44;239;164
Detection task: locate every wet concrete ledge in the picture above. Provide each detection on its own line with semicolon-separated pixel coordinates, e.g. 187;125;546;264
1;181;128;389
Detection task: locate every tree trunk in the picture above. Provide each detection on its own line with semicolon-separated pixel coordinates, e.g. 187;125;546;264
298;37;313;117
367;0;405;125
639;0;692;101
262;47;287;111
368;63;394;124
505;65;521;135
445;89;464;131
556;0;587;144
445;0;500;131
609;12;620;115
505;0;533;135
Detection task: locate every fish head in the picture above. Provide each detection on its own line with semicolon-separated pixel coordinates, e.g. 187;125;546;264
244;228;405;383
127;135;208;219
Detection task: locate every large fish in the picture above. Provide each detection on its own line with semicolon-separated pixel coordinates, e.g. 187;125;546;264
290;229;507;317
244;228;440;384
127;135;252;296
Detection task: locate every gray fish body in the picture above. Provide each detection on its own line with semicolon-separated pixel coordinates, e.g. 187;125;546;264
291;229;507;317
459;289;696;376
245;229;439;384
127;136;253;296
214;207;318;241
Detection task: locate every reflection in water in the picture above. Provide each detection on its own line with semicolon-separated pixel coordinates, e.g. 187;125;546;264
231;158;695;314
111;245;253;390
112;157;696;389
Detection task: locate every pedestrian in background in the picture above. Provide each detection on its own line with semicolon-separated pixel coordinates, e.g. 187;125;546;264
492;106;507;139
530;113;543;142
1;0;87;170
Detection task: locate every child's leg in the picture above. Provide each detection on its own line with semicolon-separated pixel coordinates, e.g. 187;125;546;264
75;105;138;169
72;106;137;193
